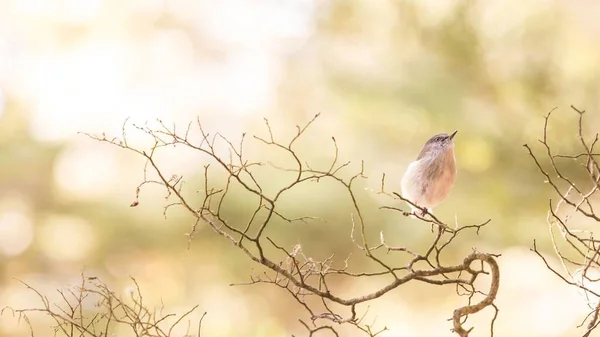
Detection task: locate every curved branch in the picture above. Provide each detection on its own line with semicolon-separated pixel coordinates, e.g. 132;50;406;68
452;252;500;337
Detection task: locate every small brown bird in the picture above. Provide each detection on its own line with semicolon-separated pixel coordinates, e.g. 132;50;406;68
400;131;457;217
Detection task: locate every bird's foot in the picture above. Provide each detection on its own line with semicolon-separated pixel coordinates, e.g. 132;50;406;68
412;207;431;218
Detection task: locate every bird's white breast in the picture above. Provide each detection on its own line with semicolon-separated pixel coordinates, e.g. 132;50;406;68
400;160;425;205
401;152;456;209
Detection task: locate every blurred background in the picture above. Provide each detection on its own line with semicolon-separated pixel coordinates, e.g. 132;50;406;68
1;0;600;336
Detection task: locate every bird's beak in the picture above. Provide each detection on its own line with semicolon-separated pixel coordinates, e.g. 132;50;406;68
449;130;458;140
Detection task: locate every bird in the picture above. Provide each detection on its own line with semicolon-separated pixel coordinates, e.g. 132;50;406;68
400;131;457;217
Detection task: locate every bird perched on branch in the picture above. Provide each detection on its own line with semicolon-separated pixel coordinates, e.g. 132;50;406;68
401;131;457;217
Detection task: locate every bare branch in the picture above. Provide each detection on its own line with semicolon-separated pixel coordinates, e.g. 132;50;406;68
527;106;600;336
42;114;505;336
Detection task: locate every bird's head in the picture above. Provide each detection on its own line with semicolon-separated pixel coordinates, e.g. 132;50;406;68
417;130;457;159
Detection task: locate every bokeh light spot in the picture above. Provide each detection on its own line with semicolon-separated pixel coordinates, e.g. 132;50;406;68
37;215;97;262
0;210;34;257
458;137;495;173
54;143;119;200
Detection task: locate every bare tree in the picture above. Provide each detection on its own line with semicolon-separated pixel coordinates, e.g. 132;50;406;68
2;275;205;337
526;106;600;336
5;114;500;336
